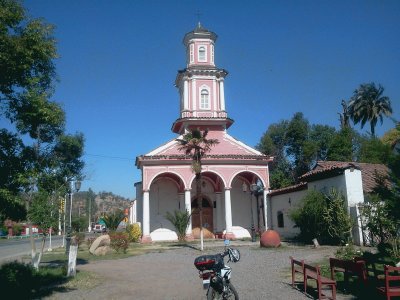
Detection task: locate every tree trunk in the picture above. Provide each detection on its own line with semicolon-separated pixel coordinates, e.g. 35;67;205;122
196;172;204;251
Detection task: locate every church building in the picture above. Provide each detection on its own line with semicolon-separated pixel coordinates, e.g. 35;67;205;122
135;24;273;242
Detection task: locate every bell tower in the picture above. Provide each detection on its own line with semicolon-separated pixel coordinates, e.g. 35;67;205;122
172;23;233;134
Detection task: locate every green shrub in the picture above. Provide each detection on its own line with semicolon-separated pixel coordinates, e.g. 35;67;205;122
290;190;327;243
73;232;86;247
126;223;141;242
165;210;191;241
109;232;129;253
0;261;36;298
12;223;23;236
102;210;124;231
86;237;96;248
290;188;352;245
335;243;363;260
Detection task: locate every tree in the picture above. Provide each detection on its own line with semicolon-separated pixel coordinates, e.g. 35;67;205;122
326;128;360;162
257;120;294;189
102;209;124;231
257;113;337;188
381;127;400;149
285;112;311;178
310;124;337;161
177;129;219;250
358;136;393;164
0;0;57;104
348;83;392;136
0;1;85;267
338;99;351;129
0;0;62;221
27;190;58;269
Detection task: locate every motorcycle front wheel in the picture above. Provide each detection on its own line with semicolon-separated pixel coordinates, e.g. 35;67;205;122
207;283;239;300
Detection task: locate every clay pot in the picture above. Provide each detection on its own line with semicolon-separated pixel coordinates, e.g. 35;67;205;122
260;230;281;248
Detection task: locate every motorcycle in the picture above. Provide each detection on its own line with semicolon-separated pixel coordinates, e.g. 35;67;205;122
194;241;240;300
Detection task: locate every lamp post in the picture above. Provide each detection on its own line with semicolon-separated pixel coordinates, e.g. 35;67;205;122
250;184;260;242
243;182;256;242
88;197;92;233
65;178;81;255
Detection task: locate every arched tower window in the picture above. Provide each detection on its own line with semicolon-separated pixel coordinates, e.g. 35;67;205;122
277;211;284;228
200;89;209;109
198;46;206;62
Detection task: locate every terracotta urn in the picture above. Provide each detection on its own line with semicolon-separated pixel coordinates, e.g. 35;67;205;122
260;229;281;248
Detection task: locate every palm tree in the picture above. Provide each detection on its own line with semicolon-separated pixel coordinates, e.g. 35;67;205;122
165;210;191;241
176;129;219;250
348;83;392;136
102;209;124;231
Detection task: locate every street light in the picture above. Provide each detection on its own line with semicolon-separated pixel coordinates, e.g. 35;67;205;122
242;182;256;242
65;178;81;255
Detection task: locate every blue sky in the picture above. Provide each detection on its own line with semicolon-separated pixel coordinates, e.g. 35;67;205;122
18;0;400;199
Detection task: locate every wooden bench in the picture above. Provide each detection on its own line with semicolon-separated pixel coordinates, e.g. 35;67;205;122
329;257;368;285
304;263;337;300
377;265;400;300
290;256;304;288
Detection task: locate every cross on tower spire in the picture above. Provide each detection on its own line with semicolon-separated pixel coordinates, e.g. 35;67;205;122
195;10;202;27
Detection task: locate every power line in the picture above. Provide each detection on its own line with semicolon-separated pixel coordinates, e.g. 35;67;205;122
84;153;135;161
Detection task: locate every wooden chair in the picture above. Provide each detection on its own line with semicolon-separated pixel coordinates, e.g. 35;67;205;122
376;265;400;300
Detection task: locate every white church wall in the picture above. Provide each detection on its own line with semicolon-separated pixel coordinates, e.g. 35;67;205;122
310;175;347;197
269;189;307;239
344;169;364;206
149;179;180;232
135;182;143;229
231;180;255;234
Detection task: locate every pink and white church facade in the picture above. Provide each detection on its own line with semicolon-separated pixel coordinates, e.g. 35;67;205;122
135;24;273;242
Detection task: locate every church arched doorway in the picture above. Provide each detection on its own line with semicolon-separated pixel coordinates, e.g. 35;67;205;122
191;197;214;238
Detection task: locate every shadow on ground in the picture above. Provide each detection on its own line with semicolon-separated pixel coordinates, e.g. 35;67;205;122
0;260;81;299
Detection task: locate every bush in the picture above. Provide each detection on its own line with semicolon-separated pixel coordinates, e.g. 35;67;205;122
290;188;352;245
73;232;86;247
0;261;36;298
290;190;327;243
126;223;141;242
335;243;363;260
109;232;129;253
86;237;96;248
12;223;23;236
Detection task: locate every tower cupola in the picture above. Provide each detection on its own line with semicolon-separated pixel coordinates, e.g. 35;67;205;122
172;24;233;134
183;22;217;68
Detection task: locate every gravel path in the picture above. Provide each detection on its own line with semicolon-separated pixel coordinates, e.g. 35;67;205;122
45;242;354;300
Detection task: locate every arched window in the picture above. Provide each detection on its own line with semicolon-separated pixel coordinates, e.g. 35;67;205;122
277;211;284;228
200;89;209;109
199;46;206;62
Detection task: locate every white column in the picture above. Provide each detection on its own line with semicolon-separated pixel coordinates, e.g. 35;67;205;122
192;79;196;111
184;189;192;234
213;79;217;115
215;192;222;232
220;79;225;111
142;190;150;236
183;79;189;110
263;189;269;230
224;188;233;233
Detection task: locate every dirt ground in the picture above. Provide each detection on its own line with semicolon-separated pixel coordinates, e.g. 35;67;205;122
44;242;353;300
